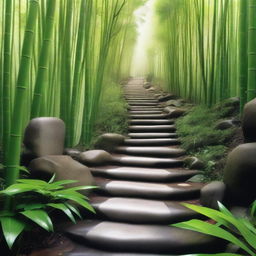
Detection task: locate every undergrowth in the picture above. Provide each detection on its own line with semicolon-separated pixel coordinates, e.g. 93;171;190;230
176;105;237;181
89;82;128;148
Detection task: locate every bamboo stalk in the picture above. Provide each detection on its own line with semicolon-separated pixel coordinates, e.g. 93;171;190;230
5;0;39;186
247;0;256;101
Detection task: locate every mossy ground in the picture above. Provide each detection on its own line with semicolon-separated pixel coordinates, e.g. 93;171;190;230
176;103;241;181
88;81;128;148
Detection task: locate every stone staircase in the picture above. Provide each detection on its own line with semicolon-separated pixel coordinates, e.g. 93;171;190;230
64;78;224;255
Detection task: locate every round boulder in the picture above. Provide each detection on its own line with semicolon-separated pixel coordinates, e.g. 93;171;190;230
94;133;126;152
223;143;256;206
143;82;151;89
29;155;95;194
79;150;112;166
164;107;186;118
158;94;176;102
242;98;256;142
23;117;65;157
200;181;226;209
215;120;240;130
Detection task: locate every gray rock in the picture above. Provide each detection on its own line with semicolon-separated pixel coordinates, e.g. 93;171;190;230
215;119;240;130
143;82;151;89
184;157;205;170
200;181;226;209
158;94;176;102
29;155;95;193
223;143;256;206
242;98;256;142
65;220;223;254
188;174;205;183
94;133;126;152
163;99;184;107
79;150;112;166
23;117;65;157
147;88;156;92
163;107;186;118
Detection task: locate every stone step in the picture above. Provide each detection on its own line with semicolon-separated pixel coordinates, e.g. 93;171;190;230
115;146;185;158
128;108;163;112
96;179;202;200
91;196;201;224
125;97;157;100
125;94;155;97
128;125;176;132
127;99;158;103
124;138;179;146
129;110;162;114
129;114;168;119
128;132;178;139
128;102;159;106
129;119;174;125
65;246;164;256
90;166;200;182
65;220;223;254
112;155;183;168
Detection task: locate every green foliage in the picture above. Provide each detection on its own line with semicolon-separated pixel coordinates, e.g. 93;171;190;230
89;82;128;148
173;201;256;256
150;0;242;106
176;105;236;180
176;106;234;151
0;175;96;249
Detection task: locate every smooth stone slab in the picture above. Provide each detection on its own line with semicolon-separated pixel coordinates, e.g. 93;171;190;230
129;110;162;114
128;125;176;132
128;133;178;139
65;220;222;254
112;155;183;168
128;102;159;106
91;197;200;224
124;138;179;146
127;99;158;103
65;246;163;256
129;114;168;119
125;97;157;100
96;179;202;199
129;119;174;125
114;146;185;158
128;106;163;110
90;166;199;182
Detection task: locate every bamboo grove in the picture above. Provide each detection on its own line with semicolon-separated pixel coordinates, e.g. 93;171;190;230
148;0;256;108
0;0;143;186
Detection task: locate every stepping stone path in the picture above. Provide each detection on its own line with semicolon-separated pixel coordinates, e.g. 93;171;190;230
64;79;224;255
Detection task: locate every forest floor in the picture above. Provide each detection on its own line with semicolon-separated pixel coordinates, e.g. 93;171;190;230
175;97;243;181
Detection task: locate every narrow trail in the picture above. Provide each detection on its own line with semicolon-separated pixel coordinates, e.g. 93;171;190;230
64;78;222;255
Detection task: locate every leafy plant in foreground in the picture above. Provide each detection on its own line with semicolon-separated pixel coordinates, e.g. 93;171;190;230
172;201;256;256
0;174;96;249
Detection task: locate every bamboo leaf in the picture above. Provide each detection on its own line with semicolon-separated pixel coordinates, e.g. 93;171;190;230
0;217;26;249
173;220;254;255
21;210;53;232
47;203;76;223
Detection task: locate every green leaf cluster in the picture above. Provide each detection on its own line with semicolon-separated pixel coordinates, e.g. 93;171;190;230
0;175;96;249
173;201;256;256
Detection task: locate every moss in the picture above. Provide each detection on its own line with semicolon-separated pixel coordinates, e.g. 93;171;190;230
176;105;237;181
88;82;128;148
